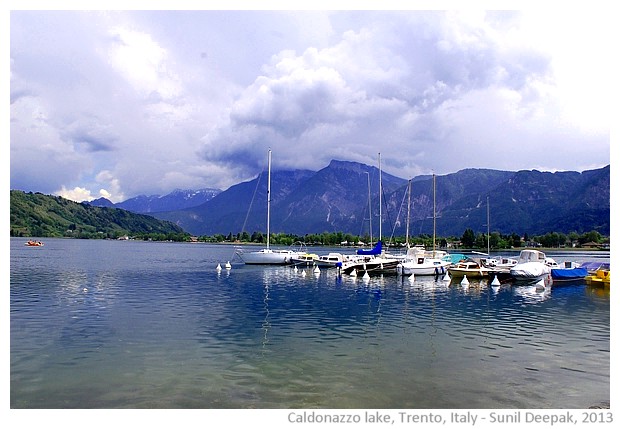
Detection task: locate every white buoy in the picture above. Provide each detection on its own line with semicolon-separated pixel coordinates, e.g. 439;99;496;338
460;275;470;286
225;261;231;270
491;276;500;286
314;266;320;274
443;271;451;282
216;263;222;271
408;273;415;282
363;271;370;280
301;270;306;277
350;269;357;277
294;265;298;272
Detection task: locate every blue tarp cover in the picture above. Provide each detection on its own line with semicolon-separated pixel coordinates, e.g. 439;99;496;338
551;267;588;279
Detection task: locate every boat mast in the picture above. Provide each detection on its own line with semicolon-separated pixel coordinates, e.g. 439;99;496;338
366;171;373;244
266;149;271;250
406;179;411;247
487;195;490;256
378;152;382;244
433;173;436;258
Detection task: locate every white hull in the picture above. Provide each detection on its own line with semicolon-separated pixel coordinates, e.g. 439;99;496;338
237;248;300;265
397;260;450;276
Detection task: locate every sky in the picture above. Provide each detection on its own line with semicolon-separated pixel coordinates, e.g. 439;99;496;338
6;3;612;203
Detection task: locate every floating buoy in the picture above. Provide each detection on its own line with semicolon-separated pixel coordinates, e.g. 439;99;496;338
225;261;231;270
301;270;306;277
313;266;320;274
460;275;469;286
363;271;370;280
350;269;357;277
491;276;500;286
216;263;222;271
443;272;451;282
294;265;298;272
408;273;415;282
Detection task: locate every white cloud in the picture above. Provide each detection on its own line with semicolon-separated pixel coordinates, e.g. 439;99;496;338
9;10;610;203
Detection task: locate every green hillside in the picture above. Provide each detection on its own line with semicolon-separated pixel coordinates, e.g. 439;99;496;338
10;190;189;240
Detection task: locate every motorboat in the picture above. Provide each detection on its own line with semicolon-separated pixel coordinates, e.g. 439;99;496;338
509;249;552;284
25;240;44;247
290;253;319;267
550;260;588;281
315;252;348;268
481;256;518;270
448;258;491;278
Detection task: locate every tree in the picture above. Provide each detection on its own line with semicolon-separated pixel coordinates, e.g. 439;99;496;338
461;228;475;248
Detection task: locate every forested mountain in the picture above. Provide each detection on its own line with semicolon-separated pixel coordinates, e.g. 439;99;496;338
13;162;609;240
10;190;186;239
151;162;610;238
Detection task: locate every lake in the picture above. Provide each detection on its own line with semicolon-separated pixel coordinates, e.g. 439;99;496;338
10;238;610;410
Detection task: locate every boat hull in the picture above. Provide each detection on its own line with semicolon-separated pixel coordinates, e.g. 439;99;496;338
342;258;400;276
510;262;551;284
236;249;299;265
397;261;450;276
551;267;588;281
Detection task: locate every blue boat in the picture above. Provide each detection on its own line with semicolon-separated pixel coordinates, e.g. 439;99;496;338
550;261;589;281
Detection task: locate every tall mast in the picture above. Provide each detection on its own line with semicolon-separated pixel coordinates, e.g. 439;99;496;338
487;195;490;255
266;149;271;250
378;152;382;243
433;173;436;257
366;171;373;243
406;179;411;247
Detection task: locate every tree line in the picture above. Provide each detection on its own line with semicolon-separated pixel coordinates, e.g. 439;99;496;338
196;229;608;250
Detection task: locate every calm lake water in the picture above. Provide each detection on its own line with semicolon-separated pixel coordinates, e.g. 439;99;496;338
10;238;610;409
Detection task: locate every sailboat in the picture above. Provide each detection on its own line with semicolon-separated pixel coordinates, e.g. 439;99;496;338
396;175;451;276
236;150;302;265
340;153;400;276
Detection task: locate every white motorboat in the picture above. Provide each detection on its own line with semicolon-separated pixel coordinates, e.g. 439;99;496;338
509;249;552;284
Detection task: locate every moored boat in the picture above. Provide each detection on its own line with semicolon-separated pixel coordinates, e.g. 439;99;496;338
236;150;303;265
340;241;401;276
290;253;319;266
509;249;552;284
585;269;610;287
315;252;348;268
396;245;451;276
448;258;491;278
550;261;589;281
237;248;301;265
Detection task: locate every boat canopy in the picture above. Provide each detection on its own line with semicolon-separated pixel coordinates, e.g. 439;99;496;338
357;241;382;256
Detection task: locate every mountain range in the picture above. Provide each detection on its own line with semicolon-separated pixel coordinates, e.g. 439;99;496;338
91;160;609;238
90;188;221;213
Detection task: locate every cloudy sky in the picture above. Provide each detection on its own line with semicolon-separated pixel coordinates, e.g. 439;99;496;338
8;5;611;203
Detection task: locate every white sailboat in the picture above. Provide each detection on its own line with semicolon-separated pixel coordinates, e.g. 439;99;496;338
397;174;451;276
236;150;302;265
